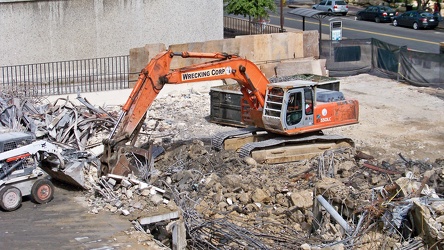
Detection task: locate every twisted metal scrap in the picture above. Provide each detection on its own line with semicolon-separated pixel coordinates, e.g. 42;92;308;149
0;91;116;150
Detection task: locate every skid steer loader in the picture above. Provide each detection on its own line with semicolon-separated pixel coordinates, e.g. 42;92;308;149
0;131;90;211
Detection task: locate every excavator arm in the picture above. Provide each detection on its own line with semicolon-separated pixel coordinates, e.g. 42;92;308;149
100;50;270;176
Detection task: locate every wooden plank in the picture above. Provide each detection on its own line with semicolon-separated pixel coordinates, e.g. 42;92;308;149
251;141;353;164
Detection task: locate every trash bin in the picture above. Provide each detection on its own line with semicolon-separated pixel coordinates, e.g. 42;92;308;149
406;4;413;11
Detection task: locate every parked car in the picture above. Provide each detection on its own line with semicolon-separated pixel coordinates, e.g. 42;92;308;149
312;0;348;16
392;10;439;30
356;6;397;23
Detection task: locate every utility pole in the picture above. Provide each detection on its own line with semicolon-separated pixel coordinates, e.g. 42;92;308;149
280;0;286;32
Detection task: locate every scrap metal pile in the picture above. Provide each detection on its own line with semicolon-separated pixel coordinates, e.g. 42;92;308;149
1;89;444;249
0;88;116;151
0;89;117;188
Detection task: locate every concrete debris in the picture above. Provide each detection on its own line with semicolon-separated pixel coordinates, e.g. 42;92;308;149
2;90;444;249
146;143;444;249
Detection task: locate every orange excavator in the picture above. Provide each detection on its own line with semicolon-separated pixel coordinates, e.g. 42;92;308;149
100;50;359;176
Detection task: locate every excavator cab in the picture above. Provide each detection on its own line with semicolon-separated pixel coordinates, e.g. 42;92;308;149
261;80;358;136
262;81;315;133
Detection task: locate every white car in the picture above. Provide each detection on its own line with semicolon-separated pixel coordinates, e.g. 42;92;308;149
312;0;348;16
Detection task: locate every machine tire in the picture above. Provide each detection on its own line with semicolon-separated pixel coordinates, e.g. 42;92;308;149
0;186;22;211
413;22;418;30
356;15;362;20
393;20;398;26
375;17;381;23
31;179;54;204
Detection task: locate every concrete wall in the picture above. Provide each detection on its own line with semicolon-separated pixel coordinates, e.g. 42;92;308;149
0;0;223;66
129;31;324;82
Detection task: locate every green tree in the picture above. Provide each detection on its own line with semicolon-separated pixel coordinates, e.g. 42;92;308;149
224;0;277;20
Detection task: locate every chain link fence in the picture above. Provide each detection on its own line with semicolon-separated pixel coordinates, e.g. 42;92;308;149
321;38;444;88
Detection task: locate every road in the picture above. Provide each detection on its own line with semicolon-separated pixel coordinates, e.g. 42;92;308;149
267;6;444;54
0;182;142;250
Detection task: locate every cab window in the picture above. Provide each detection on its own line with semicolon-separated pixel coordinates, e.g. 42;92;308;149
286;92;303;126
304;88;313;115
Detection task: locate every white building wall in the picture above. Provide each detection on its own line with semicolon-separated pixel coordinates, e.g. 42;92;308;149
0;0;223;65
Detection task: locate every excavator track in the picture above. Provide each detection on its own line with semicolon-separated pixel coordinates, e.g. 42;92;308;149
213;129;354;164
212;127;264;151
239;134;354;163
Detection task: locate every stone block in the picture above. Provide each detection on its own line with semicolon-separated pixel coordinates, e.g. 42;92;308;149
236;35;256;61
145;43;167;61
289;190;313;209
129;43;166;87
259;62;280;78
288;31;305;59
275;58;326;77
270;32;293;61
202;39;224;54
253;34;272;62
129;47;149;84
303;30;320;58
251;188;271;203
222;37;241;55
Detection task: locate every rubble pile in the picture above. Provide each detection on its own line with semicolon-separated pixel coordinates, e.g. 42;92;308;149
141;89;229;145
149;142;444;249
80;138;444;249
2;87;444;249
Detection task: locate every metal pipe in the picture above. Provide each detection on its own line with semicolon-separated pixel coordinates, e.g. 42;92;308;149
108;111;126;140
316;195;353;233
280;0;285;32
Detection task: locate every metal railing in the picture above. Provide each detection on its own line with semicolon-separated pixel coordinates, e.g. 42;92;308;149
224;16;283;37
0;55;129;96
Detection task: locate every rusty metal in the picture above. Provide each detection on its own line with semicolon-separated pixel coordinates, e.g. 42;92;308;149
362;161;401;175
100;145;153;178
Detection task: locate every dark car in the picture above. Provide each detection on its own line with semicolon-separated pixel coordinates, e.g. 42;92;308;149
393;10;439;29
356;6;397;23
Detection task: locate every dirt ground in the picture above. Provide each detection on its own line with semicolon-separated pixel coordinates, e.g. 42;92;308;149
331;74;444;163
2;73;444;249
141;72;444;164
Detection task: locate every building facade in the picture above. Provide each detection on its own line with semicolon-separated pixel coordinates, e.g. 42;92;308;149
0;0;223;65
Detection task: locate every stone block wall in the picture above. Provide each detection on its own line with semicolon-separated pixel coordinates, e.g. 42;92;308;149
129;31;322;84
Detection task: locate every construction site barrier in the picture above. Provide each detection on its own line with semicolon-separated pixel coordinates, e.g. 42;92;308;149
321;38;444;88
